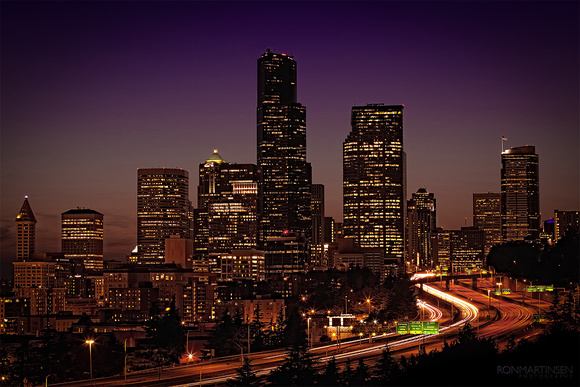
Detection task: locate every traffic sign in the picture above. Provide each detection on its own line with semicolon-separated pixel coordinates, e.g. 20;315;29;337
501;288;511;294
422;321;439;334
396;322;409;334
409;321;423;334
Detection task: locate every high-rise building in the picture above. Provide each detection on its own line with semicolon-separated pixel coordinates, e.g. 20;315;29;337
343;104;405;273
61;208;104;271
311;184;325;267
432;227;484;273
501;146;540;242
257;49;312;248
407;188;436;269
554;210;580;241
473;193;502;257
15;196;36;261
137;168;192;264
195;150;257;272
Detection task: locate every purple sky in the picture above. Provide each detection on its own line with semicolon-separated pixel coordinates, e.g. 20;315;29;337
1;1;578;275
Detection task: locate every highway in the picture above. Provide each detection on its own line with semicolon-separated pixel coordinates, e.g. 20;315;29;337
52;274;545;386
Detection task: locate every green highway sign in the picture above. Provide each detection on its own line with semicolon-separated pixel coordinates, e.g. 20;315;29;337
409;321;423;334
501;288;511;294
398;321;440;334
396;322;409;334
494;290;501;295
527;285;554;292
422;321;439;334
481;270;488;274
534;314;547;322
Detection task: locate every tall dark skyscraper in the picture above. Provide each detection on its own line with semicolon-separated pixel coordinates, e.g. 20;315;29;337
473;192;502;256
137;168;192;264
311;184;325;267
257;49;312;248
15;196;36;261
343;104;405;274
407;188;436;269
501;146;540;242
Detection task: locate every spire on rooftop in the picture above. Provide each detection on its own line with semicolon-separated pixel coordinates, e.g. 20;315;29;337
15;196;36;223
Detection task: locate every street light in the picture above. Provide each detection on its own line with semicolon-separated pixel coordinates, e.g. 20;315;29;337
359;332;363;345
85;340;94;383
366;299;371;316
307;317;312;349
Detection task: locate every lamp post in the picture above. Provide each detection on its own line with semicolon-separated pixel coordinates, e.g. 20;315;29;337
85;340;94;384
307;317;311;349
229;340;244;365
124;338;128;382
366;299;371;316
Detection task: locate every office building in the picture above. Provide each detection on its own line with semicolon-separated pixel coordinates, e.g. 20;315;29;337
501;146;540;241
432;227;484;273
473;193;502;257
343;104;405;273
15;196;36;261
257;49;312;249
554;210;579;241
195;150;257;272
61;208;104;271
311;184;325;267
406;188;436;268
220;249;265;282
137;168;192;264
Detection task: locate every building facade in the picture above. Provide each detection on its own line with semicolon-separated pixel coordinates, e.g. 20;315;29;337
554;210;580;241
257;50;312;249
15;197;36;261
501;146;540;242
137;168;192;264
195;150;257;272
343;104;405;274
61;208;104;271
473;192;502;257
406;188;436;269
311;184;325;267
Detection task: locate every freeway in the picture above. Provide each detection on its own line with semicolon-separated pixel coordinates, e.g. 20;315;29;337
52;276;543;386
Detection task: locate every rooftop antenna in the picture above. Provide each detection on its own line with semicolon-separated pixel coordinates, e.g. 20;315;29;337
501;136;508;153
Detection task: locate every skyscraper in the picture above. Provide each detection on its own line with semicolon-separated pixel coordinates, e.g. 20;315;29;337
473;192;502;256
61;208;104;271
137;168;192;264
311;184;325;267
15;196;36;261
195;150;257;272
343;104;405;273
407;188;436;268
501;146;540;242
257;49;312;248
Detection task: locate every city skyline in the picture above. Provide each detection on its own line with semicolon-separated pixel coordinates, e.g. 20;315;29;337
1;1;578;273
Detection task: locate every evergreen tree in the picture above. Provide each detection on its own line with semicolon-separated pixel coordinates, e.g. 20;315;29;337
250;303;266;351
229;356;260;386
318;356;341;386
352;358;370;386
267;310;317;386
341;358;354;386
373;347;396;385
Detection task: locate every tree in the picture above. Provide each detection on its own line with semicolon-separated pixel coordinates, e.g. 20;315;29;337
143;297;185;363
341;358;354;386
352;358;370;385
373;347;397;384
250;303;266;351
268;310;318;386
229;356;260;386
317;356;340;386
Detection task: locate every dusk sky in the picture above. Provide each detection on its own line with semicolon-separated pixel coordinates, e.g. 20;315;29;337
1;1;578;275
